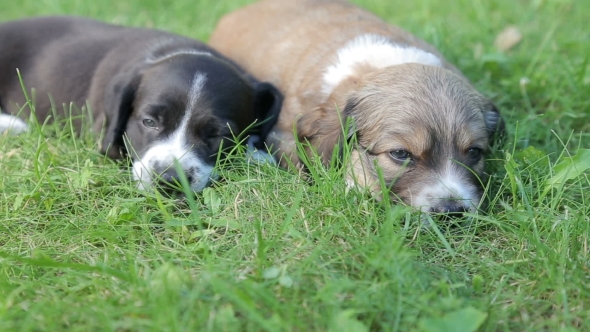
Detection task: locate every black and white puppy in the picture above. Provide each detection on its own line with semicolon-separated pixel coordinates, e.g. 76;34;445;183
0;16;281;193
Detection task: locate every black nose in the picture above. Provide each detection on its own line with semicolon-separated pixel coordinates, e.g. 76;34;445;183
157;169;193;191
430;204;468;219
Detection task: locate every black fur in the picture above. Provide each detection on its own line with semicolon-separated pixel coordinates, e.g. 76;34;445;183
0;16;282;160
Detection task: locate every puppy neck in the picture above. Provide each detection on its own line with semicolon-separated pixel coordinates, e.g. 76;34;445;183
144;37;213;64
146;49;212;64
322;33;443;98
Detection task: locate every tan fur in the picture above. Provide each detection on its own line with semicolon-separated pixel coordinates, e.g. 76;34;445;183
210;0;503;214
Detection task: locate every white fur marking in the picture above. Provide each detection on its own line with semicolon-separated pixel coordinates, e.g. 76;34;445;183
0;114;28;135
413;164;480;213
186;73;207;111
322;34;443;96
132;73;215;192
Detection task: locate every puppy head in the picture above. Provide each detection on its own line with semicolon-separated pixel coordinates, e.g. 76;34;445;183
100;52;281;193
299;63;503;215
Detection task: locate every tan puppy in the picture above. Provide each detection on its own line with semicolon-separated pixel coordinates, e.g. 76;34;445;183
209;0;503;216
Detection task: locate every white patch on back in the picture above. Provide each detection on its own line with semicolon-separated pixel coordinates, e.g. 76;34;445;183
412;163;481;213
132;73;216;192
0;113;28;135
322;34;443;96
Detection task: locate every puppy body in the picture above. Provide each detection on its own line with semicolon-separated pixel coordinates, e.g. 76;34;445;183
0;16;281;193
209;0;502;214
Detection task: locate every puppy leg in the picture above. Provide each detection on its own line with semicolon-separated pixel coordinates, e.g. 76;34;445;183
0;113;28;135
246;135;277;164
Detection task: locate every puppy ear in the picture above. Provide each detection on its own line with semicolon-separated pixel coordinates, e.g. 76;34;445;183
98;68;142;159
297;100;351;166
483;102;505;144
251;82;283;150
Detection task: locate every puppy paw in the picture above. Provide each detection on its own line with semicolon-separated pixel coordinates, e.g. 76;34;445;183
0;114;28;135
246;135;276;165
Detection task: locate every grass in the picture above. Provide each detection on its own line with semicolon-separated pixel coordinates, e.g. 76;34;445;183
1;0;589;331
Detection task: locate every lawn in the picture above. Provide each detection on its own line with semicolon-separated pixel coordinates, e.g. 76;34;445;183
1;0;589;331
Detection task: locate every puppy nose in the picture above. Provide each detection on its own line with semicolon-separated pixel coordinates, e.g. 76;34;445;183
160;169;179;184
158;169;193;189
430;204;468;219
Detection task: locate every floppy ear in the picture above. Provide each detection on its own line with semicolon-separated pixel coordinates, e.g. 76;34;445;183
98;68;142;159
297;99;352;166
250;82;283;150
483;102;505;145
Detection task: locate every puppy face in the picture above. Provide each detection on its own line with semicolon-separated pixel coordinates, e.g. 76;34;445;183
299;64;502;214
118;54;262;193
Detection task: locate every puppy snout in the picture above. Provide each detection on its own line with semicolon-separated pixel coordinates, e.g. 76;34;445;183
157;169;193;189
430;203;468;219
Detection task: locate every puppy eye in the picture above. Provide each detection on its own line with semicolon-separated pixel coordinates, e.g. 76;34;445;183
142;118;158;129
389;149;413;162
466;147;483;160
